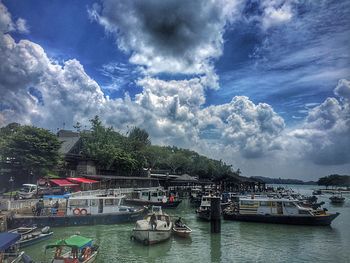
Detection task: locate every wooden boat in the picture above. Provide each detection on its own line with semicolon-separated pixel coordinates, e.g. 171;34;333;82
0;232;25;263
172;224;192;238
45;234;98;263
8;194;146;228
223;197;340;226
131;206;172;245
9;226;53;248
125;188;182;208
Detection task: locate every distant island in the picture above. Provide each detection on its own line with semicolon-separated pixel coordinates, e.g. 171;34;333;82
251;176;317;185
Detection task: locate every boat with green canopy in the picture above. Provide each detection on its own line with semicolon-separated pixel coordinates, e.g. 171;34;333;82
45;235;98;263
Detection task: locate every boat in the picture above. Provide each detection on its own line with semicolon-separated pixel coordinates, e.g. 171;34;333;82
45;234;98;263
196;196;212;221
8;194;146;228
0;232;24;263
312;189;322;195
172;221;192;238
9;226;53;248
330;194;345;204
223;197;340;226
125;188;182;208
131;206;172;245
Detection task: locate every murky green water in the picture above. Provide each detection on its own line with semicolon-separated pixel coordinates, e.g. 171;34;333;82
24;185;350;262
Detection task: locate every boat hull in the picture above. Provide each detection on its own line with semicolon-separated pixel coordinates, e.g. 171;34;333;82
173;226;192;238
223;212;340;226
18;232;53;248
8;209;146;228
125;199;182;208
196;210;211;221
132;229;172;245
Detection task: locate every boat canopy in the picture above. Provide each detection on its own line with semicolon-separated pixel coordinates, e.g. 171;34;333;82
45;235;92;250
50;179;78;187
0;232;21;251
67;177;99;184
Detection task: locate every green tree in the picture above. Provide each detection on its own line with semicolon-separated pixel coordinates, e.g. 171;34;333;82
0;124;62;183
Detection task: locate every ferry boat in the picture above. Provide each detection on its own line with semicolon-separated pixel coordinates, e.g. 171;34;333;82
223;197;340;226
125;188;182;208
45;234;98;263
131;206;172;245
8;194;146;228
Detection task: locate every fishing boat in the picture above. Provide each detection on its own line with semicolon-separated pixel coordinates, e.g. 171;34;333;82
0;232;24;263
131;206;172;245
330;194;345;204
125;188;182;208
223;197;340;226
196;196;212;221
9;226;53;248
8;194;146;228
45;234;98;263
172;221;192;238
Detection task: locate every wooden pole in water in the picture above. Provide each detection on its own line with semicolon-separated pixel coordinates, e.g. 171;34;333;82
210;197;221;233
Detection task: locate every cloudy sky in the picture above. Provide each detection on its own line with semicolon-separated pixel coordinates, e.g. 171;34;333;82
1;0;349;180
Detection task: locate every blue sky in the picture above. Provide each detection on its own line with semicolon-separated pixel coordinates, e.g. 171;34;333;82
1;0;350;179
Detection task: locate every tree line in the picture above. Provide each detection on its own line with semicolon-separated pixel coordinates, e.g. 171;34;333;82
0;116;240;186
317;174;350;188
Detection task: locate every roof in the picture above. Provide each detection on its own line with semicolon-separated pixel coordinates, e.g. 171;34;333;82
50;179;79;187
173;174;198;182
58;136;80;154
46;235;92;250
0;232;21;251
67;177;99;184
85;175;159;181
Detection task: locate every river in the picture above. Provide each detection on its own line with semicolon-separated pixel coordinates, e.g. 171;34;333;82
24;185;350;262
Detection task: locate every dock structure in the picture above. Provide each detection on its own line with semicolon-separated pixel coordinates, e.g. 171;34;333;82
210;197;221;233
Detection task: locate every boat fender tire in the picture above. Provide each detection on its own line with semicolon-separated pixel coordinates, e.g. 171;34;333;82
73;208;81;216
143;239;149;246
80;209;87;216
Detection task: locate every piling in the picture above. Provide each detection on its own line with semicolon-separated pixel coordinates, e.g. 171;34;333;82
210;197;221;233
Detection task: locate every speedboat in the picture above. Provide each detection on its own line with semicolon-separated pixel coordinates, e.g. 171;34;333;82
131;206;172;245
9;226;53;248
45;234;98;263
330;194;345;204
223;197;340;226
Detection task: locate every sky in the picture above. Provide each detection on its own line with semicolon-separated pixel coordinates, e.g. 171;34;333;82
0;0;349;180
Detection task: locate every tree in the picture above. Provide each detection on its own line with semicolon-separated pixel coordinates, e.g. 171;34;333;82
0;124;62;183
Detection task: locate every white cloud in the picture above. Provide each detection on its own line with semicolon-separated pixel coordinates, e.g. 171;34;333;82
291;79;350;165
88;0;243;88
261;0;294;30
16;18;29;34
0;1;15;33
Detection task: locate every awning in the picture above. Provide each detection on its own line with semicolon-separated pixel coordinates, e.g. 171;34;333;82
46;235;92;250
0;232;21;251
67;177;99;184
50;179;78;187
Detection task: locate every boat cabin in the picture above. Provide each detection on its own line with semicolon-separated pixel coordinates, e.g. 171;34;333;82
66;195;132;216
199;196;213;209
46;235;97;263
131;188;168;203
0;232;23;263
238;198;314;216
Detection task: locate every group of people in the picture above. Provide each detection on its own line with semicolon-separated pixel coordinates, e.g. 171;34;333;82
149;214;184;230
33;199;59;216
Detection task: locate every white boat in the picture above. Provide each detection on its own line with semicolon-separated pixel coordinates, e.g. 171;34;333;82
196;196;212;221
131;206;172;245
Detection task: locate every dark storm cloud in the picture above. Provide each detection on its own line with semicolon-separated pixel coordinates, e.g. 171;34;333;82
89;0;241;79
